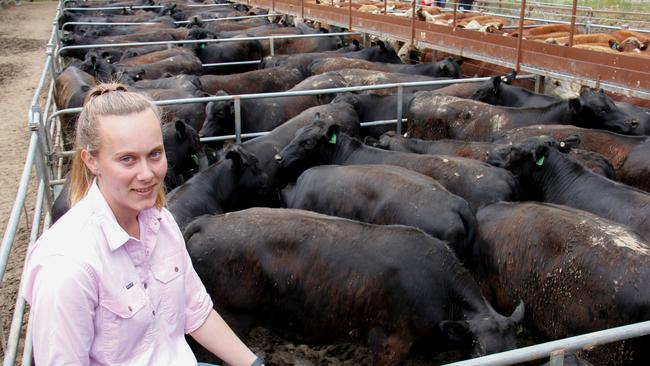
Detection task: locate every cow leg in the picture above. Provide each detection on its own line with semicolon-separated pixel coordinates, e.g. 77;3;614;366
367;327;413;366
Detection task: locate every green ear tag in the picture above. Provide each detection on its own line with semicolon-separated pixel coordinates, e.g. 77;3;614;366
536;156;545;166
329;133;337;144
200;43;206;49
191;154;199;166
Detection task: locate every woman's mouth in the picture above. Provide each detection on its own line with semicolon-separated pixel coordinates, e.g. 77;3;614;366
132;184;156;195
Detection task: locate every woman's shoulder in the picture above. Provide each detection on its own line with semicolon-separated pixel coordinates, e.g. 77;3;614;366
30;200;102;264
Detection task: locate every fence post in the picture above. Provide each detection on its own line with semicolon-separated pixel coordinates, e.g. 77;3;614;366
568;0;578;47
549;350;565;366
234;97;242;144
515;0;527;72
396;85;404;135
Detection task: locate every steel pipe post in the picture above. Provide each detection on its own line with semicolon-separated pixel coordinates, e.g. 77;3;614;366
549;350;565;366
234;97;242;144
2;179;45;366
0;133;38;287
515;0;527;72
568;0;578;47
396;85;404;135
269;37;275;56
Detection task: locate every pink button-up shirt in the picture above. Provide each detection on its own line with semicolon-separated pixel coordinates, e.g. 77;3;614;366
22;182;214;365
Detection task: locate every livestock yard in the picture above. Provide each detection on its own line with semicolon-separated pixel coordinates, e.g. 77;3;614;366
1;0;650;365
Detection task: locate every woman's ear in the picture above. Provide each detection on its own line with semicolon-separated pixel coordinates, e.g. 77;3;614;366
80;149;99;176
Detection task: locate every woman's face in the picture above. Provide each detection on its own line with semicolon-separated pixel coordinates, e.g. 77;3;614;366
82;108;167;222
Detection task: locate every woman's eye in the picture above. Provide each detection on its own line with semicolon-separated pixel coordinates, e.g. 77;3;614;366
120;155;134;164
150;150;163;159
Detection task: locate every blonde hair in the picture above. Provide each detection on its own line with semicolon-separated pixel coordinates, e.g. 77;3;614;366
68;83;166;208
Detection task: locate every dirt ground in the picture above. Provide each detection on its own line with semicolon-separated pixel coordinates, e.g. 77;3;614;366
0;0;58;362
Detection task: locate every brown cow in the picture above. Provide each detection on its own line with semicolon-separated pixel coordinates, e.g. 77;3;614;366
471;201;650;366
53;66;97;148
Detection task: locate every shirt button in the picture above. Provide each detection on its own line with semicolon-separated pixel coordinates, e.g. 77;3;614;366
143;282;148;289
128;306;133;312
152;310;156;316
174;266;179;272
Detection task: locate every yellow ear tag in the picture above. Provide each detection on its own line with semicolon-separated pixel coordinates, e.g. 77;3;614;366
329;133;337;144
536;156;545;166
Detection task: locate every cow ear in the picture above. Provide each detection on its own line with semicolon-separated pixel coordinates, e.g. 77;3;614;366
225;146;244;170
510;300;525;324
377;40;386;51
568;98;582;114
599;88;605;94
531;144;549;166
440;320;471;342
492;76;502;92
175;120;187;140
559;134;580;152
455;58;463;66
326;124;341;144
352;39;360;49
312;112;322;123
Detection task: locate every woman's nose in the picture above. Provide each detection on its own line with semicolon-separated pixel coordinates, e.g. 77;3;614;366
136;160;155;181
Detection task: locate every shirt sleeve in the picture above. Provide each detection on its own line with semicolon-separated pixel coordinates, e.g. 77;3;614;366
24;255;98;366
181;245;214;334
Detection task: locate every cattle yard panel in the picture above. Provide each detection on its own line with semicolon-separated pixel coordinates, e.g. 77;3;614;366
240;0;650;99
3;1;650;365
60;13;281;32
45;75;536;150
442;320;650;366
62;3;234;11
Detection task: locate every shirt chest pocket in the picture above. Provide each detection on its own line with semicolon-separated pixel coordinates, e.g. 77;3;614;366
100;287;153;362
151;253;185;325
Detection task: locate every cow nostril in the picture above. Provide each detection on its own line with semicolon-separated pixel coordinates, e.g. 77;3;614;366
274;154;283;161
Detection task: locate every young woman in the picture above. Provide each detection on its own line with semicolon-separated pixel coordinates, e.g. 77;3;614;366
22;84;263;366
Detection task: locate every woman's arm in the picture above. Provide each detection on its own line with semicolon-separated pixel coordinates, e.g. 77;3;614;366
190;309;258;366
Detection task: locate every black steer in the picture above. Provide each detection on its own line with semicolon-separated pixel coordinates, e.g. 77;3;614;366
167;144;269;230
274;119;519;212
471;201;650;365
406;89;639;141
486;137;650;243
184;207;525;365
282;164;477;259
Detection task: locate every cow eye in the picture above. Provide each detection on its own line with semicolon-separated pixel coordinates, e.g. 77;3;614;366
601;106;610;112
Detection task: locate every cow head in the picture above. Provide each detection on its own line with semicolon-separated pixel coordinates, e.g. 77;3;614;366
436;57;463;79
366;40;401;64
440;301;524;357
80;52;115;82
163;120;208;190
274;114;340;183
487;136;578;198
201;91;234;138
470;74;506;104
571;88;639;134
486;138;551;183
224;144;271;199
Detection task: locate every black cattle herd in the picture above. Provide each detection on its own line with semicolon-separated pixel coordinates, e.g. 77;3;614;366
52;0;650;364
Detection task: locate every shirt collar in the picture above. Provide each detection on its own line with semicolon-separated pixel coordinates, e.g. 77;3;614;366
84;180;162;252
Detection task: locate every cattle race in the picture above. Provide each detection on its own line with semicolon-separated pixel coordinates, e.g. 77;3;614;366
2;0;650;365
